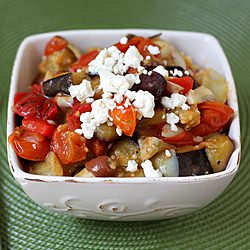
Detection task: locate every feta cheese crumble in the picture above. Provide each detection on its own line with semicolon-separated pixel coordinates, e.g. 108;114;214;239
141;160;162;177
126;160;138;173
165;149;172;158
120;36;128;44
68;79;94;102
116;127;123;136
147;45;160;55
153;65;168;78
133;90;155;118
166;113;179;132
161;93;189;110
123;46;143;68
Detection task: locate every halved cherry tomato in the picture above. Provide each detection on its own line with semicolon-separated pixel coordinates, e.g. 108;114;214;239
22;118;56;138
31;84;42;94
44;36;68;56
87;138;106;157
162;130;194;146
13;93;46;118
42;99;58;121
191;102;234;136
70;49;99;72
114;36;160;58
168;76;194;95
14;92;29;105
52;124;88;165
66;102;92;131
110;100;137;137
8;126;50;161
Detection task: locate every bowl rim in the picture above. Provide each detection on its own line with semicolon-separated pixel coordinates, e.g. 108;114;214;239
7;29;241;184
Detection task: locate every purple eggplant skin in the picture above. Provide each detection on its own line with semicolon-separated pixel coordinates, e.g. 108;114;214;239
177;149;213;177
42;73;72;97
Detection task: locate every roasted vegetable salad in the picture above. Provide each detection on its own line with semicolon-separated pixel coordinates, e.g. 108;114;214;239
8;34;235;177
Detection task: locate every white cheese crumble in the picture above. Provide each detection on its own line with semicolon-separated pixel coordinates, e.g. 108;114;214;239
165;149;172;158
147;45;160;55
166;113;179;132
126;160;138;173
172;68;183;77
146;55;151;60
86;97;94;103
124;46;143;68
120;36;128;44
99;70;133;94
153;65;168;78
141;160;162;177
116;127;123;136
68;79;94;102
133;90;155;118
184;70;190;75
161;93;189;110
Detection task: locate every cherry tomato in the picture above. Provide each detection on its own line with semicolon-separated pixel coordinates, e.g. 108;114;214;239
8;126;50;161
14;92;29;105
31;84;42;94
168;76;194;95
162;130;194;146
114;36;160;58
191;102;234;136
66;102;92;131
110;100;137;137
22;118;56;138
42;99;58;121
52;124;88;165
70;50;99;71
87;138;106;157
13;93;45;118
44;36;68;56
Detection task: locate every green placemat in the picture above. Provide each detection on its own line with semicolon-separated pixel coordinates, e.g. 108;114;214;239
0;0;249;249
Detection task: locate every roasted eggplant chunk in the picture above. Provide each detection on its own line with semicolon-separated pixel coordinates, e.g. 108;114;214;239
177;149;213;176
43;73;72;97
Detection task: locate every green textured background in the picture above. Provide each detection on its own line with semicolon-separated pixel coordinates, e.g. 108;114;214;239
0;0;249;249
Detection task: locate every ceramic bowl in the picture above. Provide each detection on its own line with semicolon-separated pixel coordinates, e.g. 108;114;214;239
7;29;241;221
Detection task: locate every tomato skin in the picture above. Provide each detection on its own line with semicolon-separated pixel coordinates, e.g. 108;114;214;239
14;92;29;105
42;99;58;121
66;102;92;131
22;118;56;138
162;130;194;146
44;36;68;56
191;102;234;136
8;127;50;161
110;101;137;137
168;76;194;95
70;50;99;71
31;84;42;94
114;36;160;58
87;138;106;157
13;93;46;118
52;124;88;165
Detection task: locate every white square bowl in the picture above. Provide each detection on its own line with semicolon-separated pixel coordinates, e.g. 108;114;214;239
7;29;241;221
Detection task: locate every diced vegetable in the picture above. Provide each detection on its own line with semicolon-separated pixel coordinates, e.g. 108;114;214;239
74;168;94;177
85;156;117;177
191;102;234;136
87;138;106;157
95;123;119;141
42;73;72;97
138;136;169;161
44;36;68;56
110;138;141;167
137;109;166;128
168;76;194;95
29;151;63;176
204;133;234;172
8;127;50;161
151;150;179;177
51;124;88;165
194;68;228;103
187;86;215;105
22;118;56;138
110;101;137;137
177;149;213;176
178;105;200;130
